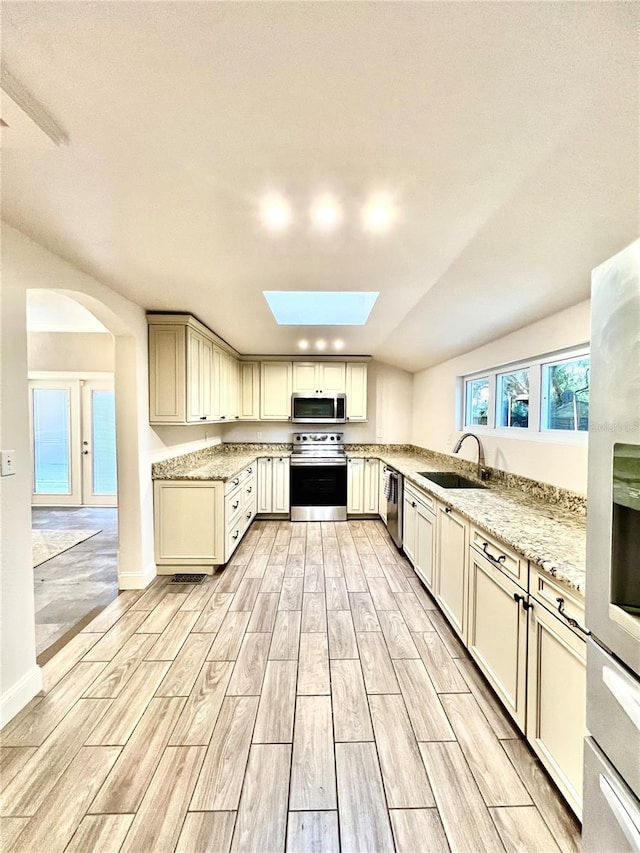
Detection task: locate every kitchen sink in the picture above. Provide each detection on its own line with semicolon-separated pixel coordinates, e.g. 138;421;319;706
417;471;487;489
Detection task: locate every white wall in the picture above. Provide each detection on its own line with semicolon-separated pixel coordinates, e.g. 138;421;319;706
222;359;413;445
411;301;591;493
28;331;114;373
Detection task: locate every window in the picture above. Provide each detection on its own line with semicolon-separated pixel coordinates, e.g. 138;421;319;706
496;369;530;428
542;356;589;432
465;377;489;426
460;347;589;440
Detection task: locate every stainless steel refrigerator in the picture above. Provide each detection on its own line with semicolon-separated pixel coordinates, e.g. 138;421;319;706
583;240;640;851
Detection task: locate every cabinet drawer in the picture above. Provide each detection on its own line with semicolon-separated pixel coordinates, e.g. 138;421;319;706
224;465;254;495
530;565;586;636
226;521;244;557
470;526;527;587
242;475;256;511
405;482;435;512
225;483;243;516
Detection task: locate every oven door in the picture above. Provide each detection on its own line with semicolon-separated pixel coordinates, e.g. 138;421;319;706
290;461;347;521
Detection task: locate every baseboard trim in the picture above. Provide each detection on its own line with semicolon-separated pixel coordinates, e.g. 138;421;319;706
1;665;43;728
118;561;157;590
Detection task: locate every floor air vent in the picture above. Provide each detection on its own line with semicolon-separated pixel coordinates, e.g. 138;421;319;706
171;573;206;584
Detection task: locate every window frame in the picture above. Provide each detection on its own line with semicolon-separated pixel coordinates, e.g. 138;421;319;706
459;345;589;444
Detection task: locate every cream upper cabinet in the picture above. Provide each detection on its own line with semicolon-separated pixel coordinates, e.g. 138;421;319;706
220;351;240;421
435;503;469;643
467;547;528;731
345;362;368;421
260;362;293;421
186;328;214;422
239;362;260;420
149;323;187;423
292;361;346;394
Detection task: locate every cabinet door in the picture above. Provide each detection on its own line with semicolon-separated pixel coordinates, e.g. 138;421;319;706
347;458;364;514
220;352;239;421
210;345;223;420
260;362;293;420
257;458;273;514
186;328;204;422
436;505;469;643
345;363;368;421
363;458;379;514
154;480;224;565
468;550;527;730
148;324;187;423
200;336;213;420
318;362;346;393
379;465;388;523
527;601;586;818
239;362;260;420
292;362;318;393
414;504;436;591
272;457;290;513
403;494;417;563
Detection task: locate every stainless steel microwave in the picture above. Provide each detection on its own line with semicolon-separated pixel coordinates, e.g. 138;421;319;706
291;393;346;424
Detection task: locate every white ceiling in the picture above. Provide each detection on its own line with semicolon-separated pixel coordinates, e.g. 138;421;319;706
26;290;109;333
2;2;637;371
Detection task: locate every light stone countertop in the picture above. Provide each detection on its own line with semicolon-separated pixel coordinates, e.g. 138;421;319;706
152;442;586;597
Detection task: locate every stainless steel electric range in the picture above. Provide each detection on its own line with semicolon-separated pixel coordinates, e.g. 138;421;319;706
289;432;347;522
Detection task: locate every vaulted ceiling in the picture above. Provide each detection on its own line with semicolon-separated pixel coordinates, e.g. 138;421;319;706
2;2;637;371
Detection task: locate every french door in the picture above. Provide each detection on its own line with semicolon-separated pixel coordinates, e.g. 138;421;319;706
30;378;117;506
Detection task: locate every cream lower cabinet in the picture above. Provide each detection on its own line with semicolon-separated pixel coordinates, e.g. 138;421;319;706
154;480;224;571
467;548;528;730
379;465;388;523
154;467;256;573
526;595;587;818
347;457;378;515
257;456;290;514
435;503;469;643
403;483;436;591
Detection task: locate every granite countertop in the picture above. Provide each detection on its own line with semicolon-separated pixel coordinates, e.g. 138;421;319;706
152;442;586;597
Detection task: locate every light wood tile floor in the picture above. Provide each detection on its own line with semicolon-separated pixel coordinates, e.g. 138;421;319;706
1;520;582;853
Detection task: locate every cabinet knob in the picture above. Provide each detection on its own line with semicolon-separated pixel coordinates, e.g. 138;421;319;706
444;507;451;514
412;501;417;508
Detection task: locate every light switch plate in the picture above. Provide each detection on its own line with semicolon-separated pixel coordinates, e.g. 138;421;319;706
1;450;16;476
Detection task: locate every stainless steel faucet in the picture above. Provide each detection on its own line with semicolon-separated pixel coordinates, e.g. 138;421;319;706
452;433;489;481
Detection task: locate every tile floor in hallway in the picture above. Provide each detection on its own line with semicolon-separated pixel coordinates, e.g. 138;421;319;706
1;519;581;852
32;507;119;657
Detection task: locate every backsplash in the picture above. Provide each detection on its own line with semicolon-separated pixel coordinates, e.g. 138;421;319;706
151;440;586;515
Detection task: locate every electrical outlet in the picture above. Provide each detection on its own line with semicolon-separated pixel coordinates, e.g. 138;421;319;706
256;431;263;440
1;450;16;477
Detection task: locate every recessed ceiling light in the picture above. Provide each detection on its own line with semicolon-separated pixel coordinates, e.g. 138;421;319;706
363;195;396;234
263;291;379;325
259;194;292;232
298;339;309;350
333;339;345;350
315;339;327;351
310;195;342;231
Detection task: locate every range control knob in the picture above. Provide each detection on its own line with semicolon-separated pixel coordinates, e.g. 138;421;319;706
302;436;308;440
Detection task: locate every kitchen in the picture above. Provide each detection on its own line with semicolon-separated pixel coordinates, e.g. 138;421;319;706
0;3;638;852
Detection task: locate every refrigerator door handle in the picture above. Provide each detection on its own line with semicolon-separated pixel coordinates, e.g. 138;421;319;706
599;774;640;850
603;665;640;730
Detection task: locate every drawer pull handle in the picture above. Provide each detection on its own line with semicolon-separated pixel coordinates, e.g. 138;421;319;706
246;512;252;519
482;542;506;564
232;478;240;486
232;500;239;510
247;486;252;494
411;501;417;508
232;530;240;540
556;597;591;636
513;593;533;611
248;467;253;473
444;507;451;514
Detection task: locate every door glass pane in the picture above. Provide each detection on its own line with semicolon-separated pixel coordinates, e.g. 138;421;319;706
92;390;117;495
33;389;71;494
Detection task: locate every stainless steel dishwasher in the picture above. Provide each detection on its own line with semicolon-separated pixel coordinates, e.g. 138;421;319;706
384;466;403;548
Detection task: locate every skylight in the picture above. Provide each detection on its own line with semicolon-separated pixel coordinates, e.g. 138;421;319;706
263;291;379;325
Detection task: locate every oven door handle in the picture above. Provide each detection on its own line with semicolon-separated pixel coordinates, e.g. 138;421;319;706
290;459;347;467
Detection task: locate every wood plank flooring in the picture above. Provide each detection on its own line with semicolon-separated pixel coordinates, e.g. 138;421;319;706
1;519;581;852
